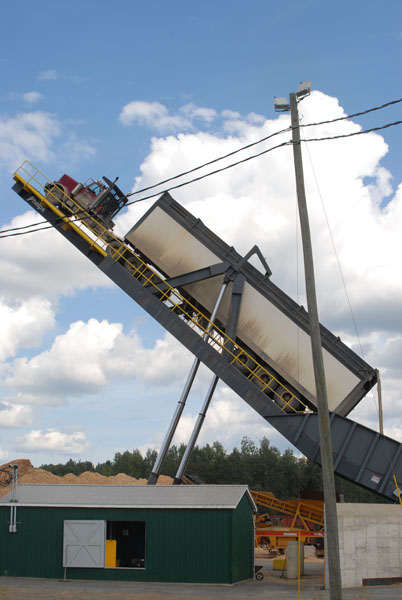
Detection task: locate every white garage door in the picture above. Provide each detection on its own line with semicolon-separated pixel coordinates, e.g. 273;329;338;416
63;520;106;568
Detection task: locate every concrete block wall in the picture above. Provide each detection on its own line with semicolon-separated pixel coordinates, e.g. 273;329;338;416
329;503;402;588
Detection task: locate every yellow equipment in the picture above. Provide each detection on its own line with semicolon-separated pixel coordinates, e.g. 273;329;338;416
252;490;324;552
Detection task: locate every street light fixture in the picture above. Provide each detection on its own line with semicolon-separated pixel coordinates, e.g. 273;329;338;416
296;80;312;98
273;81;311;112
273;97;290;112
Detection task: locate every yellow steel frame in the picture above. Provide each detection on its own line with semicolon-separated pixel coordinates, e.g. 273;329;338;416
13;160;311;415
252;490;324;530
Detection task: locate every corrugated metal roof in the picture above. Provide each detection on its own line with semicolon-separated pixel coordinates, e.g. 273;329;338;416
0;484;257;511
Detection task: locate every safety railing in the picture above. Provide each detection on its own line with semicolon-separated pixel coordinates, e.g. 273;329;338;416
14;161;311;415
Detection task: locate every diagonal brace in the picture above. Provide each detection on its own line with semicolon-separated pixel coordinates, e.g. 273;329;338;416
148;261;230;295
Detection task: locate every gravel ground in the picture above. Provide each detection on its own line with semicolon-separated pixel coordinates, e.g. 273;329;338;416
1;559;402;600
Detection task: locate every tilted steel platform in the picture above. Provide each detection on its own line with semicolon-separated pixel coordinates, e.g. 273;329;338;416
11;161;402;502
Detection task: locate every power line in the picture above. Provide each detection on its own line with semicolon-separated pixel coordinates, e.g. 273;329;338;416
124;119;402;207
125;139;292;206
301;120;402;143
1;139;290;239
2;111;402;240
1;129;292;236
125;97;402;200
0;209;103;236
125;125;293;198
0;223;56;238
4;96;402;235
301;96;402;129
1;134;293;237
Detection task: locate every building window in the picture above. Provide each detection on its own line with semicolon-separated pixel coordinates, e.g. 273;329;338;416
107;521;145;568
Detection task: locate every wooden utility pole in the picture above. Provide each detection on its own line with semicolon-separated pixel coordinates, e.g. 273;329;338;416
377;369;384;434
289;92;343;600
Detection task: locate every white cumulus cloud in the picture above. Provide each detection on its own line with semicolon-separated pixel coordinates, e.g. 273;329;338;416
0;212;110;301
0;111;61;171
22;91;43;104
0;110;96;172
38;69;57;80
0;401;32;427
0;449;9;463
119;100;221;132
119;100;191;131
180;103;217;123
16;429;90;454
0;298;55;362
121;90;400;334
3;318;193;405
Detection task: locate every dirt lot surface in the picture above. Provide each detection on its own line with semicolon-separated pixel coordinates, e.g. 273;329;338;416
1;560;401;600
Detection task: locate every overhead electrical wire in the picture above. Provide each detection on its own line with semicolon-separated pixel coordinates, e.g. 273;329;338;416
125;96;402;199
300;96;402;129
0;223;58;237
125;139;292;205
0;137;292;238
3;96;402;236
300;119;402;143
1;118;401;240
123;119;402;206
1;96;401;240
125;124;293;197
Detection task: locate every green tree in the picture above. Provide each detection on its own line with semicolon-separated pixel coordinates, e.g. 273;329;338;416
143;448;158;476
253;437;281;492
113;449;145;478
39;438;391;504
96;460;114;476
161;444;185;477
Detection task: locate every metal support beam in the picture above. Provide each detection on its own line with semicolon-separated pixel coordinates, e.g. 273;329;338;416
147;280;229;484
173;374;219;484
224;275;245;346
148;261;229;295
377;369;384;435
173;274;245;484
237;245;272;278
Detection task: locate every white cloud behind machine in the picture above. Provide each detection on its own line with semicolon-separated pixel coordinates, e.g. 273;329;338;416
1;82;402;476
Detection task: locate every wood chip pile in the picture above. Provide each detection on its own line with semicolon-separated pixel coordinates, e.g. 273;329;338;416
0;458;173;498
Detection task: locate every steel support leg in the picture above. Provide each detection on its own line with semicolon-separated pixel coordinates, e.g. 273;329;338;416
147;280;229;484
173;276;245;484
173;373;219;484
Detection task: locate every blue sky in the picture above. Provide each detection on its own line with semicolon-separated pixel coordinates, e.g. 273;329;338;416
0;1;402;468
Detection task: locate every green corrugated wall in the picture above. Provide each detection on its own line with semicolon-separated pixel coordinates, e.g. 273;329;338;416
231;495;254;582
0;499;254;583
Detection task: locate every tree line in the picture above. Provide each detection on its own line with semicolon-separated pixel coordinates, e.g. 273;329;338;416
41;436;387;503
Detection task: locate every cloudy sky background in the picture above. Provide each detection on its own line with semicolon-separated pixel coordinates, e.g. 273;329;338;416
0;1;401;467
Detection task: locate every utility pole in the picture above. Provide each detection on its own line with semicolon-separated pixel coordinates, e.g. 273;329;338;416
275;84;343;599
377;369;383;434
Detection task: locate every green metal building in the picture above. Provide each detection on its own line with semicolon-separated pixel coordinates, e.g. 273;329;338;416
0;484;256;584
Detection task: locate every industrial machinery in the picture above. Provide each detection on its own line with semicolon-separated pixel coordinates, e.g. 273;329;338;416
252;490;324;554
10;161;402;503
44;173;128;232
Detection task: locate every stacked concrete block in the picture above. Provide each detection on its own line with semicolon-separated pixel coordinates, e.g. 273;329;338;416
327;504;402;588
